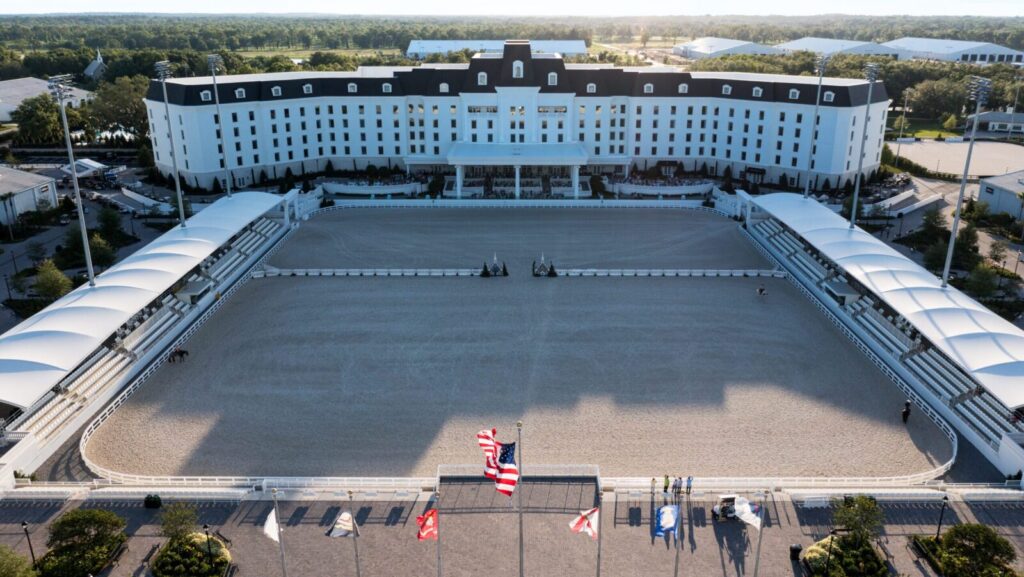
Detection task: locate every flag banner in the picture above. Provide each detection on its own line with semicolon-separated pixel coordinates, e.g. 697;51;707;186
417;508;439;541
569;507;599;541
494;441;520;496
734;498;762;531
655;505;679;537
327;510;360;538
477;429;499;479
263;508;280;543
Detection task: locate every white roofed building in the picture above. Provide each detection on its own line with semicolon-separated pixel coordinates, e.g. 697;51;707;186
775;37;906;59
979;170;1024;219
0;77;91;123
882;37;1024;65
0;166;58;226
406;40;588;59
672;37;782;60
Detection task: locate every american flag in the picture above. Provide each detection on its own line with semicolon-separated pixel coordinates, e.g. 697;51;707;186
476;428;519;495
477;428;499;479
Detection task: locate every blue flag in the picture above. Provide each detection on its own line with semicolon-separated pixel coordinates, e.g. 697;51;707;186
655;504;679;537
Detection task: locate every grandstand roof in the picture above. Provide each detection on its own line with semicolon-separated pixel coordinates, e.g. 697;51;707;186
753;193;1024;410
0;192;281;410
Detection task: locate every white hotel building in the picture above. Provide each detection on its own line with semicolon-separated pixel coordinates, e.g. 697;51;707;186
145;40;889;195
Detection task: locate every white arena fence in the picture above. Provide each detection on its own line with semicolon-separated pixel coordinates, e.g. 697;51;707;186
560;268;785;278
255;268;479;278
308;197;731;219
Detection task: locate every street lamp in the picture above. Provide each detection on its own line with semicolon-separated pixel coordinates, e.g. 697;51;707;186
21;521;35;565
155;60;188;228
207;54;232;198
3;274;10;300
823;529;838;576
895;90;910;166
803;54;829;199
1008;73;1020;140
941;76;992;288
203;523;213;562
935;495;950;539
849;63;880;230
48;74;96;287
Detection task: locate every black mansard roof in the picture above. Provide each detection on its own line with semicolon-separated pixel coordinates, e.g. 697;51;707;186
147;40;888;108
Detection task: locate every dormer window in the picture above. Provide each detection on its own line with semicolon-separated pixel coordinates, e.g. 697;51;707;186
823;91;835;103
722;84;732;96
234;88;246;99
512;60;524;79
200;90;212;102
439;82;449;93
478;72;487;86
547;72;558;86
586;83;597;94
788;88;800;100
271;86;282;97
382;83;392;94
347;83;358;93
643;83;654;94
677;83;688;94
302;83;313;95
752;86;763;98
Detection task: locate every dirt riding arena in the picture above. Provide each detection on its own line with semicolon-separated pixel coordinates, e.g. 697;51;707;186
84;209;951;479
895;140;1024;177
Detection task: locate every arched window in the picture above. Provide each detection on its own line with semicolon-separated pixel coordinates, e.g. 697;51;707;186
302;83;313;95
722;84;732;96
513;60;524;79
234;88;246;99
752;86;763;98
823;91;835;103
347;83;358;93
547;72;558;86
643;83;654;94
382;83;392;94
478;72;488;86
439;82;449;93
271;86;282;97
788;88;800;100
200;90;212;102
677;83;688;94
586;83;597;94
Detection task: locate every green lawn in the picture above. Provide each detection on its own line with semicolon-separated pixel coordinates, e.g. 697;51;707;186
233;47;402;59
888;117;961;139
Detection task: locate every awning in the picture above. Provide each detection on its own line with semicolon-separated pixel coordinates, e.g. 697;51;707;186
447;142;588;166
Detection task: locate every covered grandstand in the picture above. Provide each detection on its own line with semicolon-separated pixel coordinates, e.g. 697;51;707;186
748;193;1024;474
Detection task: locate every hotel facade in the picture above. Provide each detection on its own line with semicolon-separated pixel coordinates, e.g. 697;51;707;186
145;40;890;196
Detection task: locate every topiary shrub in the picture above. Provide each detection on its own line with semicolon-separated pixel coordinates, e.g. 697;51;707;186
145;494;163;509
152;532;230;577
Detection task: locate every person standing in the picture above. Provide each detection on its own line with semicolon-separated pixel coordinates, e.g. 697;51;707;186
663;475;670;495
902;401;912;424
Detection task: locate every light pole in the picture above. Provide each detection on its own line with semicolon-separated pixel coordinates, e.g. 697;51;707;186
3;274;10;300
803;54;829;199
348;490;362;577
516;419;525;577
203;523;213;562
1015;250;1021;277
895;90;910;165
48;74;96;287
849;63;880;230
21;521;35;565
935;495;950;539
207;54;232;198
155;60;188;227
1009;75;1020;140
942;76;992;288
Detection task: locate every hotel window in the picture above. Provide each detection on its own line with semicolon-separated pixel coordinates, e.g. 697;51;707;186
722;85;732;96
200;90;212;102
643;83;654;94
752;87;763;98
382;83;392;94
788;89;800;100
678;83;688;94
478;72;488;86
513;61;524;79
586;83;597;94
302;84;313;95
823;91;835;103
547;72;558;86
234;88;246;99
347;83;358;93
439;82;449;93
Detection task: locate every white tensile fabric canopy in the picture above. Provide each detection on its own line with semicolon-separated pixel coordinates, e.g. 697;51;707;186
0;192;282;410
754;193;1024;410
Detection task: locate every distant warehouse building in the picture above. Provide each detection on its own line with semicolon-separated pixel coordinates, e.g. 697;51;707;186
672;37;781;60
406;40;588;59
0;77;91;123
0;166;58;226
775;37;906;59
979;170;1024;220
882;37;1024;65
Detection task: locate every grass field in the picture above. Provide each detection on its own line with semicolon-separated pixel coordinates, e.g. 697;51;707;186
233;47;403;59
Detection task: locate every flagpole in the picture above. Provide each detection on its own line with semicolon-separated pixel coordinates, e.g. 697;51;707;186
271;488;289;577
752;492;766;577
596;494;602;577
517;420;524;577
672;492;683;577
348;490;362;577
436;491;443;577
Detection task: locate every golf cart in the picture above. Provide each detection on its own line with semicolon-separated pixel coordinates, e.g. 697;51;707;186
712;494;739;521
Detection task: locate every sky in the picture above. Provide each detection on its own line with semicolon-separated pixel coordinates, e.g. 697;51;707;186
2;0;1022;17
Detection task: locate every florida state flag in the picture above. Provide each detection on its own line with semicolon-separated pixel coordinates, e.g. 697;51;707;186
417;508;439;541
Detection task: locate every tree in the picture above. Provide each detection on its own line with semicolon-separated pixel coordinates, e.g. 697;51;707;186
841;194;865;221
891;114;911;134
10;94;63;145
939;524;1016;577
0;544;36;577
965;264;998;298
97;207;122;240
831;495;882;548
907;78;968;120
89;232;116;267
34;259;72;300
26;241;46;265
39;509;126;577
954;224;982;270
990;240;1008;266
942;114;960;132
921;207;947;238
89;75;151;139
923;242;948;271
160;503;198;542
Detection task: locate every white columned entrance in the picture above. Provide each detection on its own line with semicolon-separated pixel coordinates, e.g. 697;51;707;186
514;165;521;199
455;165;464;199
571;165;580;199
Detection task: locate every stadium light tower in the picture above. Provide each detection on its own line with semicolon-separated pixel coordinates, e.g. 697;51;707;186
207;53;232;198
802;54;829;199
48;74;96;287
941;76;992;288
849;63;879;230
155;60;188;227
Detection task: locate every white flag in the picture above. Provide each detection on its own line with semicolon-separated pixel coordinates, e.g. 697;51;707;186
734;497;762;531
569;507;599;540
263;508;280;542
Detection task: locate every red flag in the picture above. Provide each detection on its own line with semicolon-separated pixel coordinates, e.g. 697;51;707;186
417;509;438;541
569;507;599;540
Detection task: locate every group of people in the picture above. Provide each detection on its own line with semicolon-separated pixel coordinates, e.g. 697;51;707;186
662;475;694;497
168;347;190;363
